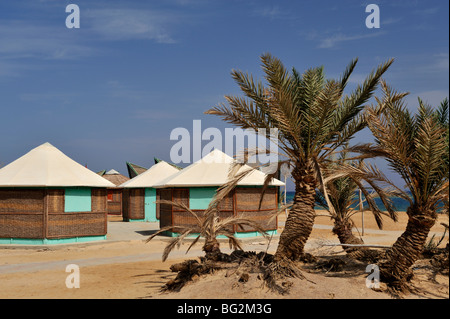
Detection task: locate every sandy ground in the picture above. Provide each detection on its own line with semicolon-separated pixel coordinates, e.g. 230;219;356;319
0;211;448;300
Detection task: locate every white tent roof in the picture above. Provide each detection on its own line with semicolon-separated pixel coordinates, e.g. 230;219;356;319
0;142;115;188
105;169;120;175
152;149;284;188
120;160;180;188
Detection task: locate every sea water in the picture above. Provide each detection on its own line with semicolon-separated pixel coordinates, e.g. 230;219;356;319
282;191;433;213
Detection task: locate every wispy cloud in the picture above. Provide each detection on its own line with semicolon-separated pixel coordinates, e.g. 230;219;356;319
433;53;449;71
317;31;384;49
0;21;94;60
254;5;283;19
406;90;449;109
84;8;179;43
252;4;295;21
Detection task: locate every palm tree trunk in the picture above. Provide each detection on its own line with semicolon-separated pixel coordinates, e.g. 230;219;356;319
331;219;383;261
203;238;220;254
332;220;365;252
274;165;317;261
380;205;437;286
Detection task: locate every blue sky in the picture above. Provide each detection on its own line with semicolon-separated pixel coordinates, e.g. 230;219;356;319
0;0;448;190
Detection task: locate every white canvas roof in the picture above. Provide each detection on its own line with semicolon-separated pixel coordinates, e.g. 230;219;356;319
120;161;180;188
152;149;285;188
0;142;115;188
105;169;120;175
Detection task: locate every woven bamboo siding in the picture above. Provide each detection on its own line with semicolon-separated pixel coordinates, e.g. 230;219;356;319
159;189;173;229
234;187;277;232
172;210;200;229
47;212;106;238
0;214;44;238
46;188;108;238
0;189;45;238
122;188;143;221
107;202;122;215
106;189;122;215
235;210;277;232
92;189;107;213
158;187;278;234
217;191;233;212
235;187;277;211
156;190;161;219
172;189;189;211
0;189;44;214
47;189;64;213
122;189;130;220
128;189;145;220
0;188;108;240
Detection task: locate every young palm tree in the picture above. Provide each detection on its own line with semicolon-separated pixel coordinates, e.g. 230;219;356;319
318;155;399;260
146;192;268;262
352;83;449;289
206;53;393;261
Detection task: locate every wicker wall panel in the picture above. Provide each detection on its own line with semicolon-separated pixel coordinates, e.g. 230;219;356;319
217;190;234;211
107;189;122;203
122;189;130;220
156;190;161;220
47;189;65;213
172;189;189;211
159;189;172;228
0;214;44;238
170;210;235;233
47;212;106;238
107;202;122;215
172;210;201;230
235;187;277;211
235;210;277;232
129;189;145;220
0;189;44;214
91;188;107;213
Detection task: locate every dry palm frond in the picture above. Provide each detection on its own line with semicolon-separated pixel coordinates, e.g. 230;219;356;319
320;151;400;230
146;189;270;261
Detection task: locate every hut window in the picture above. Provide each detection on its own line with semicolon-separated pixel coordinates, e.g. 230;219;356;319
107;190;114;202
189;187;217;210
64;188;92;212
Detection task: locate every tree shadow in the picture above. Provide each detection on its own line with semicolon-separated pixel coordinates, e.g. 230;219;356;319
132;269;177;299
135;230;160;237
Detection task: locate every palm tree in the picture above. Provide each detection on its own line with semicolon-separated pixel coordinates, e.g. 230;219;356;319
146;192;268;262
206;53;393;261
352;83;449;289
318;153;399;260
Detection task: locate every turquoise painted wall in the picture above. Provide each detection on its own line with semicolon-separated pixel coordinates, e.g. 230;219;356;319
0;235;106;245
145;188;157;222
64;188;91;212
189;187;217;209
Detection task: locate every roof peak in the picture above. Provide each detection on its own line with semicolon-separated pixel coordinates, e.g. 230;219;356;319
105;169;120;175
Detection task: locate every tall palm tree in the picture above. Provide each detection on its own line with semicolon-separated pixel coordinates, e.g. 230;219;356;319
206;53;393;261
352;84;449;289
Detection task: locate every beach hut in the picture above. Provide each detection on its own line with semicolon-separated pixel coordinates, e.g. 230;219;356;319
98;169;130;216
152;149;285;238
0;142;115;244
120;161;180;222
